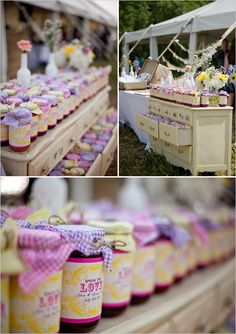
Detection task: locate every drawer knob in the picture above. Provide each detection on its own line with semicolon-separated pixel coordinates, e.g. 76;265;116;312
165;142;170;147
150;126;155;131
41;167;50;175
70;137;76;143
164;131;170;137
178;148;184;154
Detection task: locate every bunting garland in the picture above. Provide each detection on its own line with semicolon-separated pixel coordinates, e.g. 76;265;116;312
161;56;186;73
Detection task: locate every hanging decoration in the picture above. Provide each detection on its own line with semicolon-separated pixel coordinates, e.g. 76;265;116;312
168;48;189;65
161;56;186;73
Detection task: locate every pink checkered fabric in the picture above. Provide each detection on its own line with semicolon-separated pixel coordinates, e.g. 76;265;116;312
10;206;32;220
17;228;75;293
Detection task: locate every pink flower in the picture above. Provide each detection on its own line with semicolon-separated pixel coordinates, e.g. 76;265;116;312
17;40;32;52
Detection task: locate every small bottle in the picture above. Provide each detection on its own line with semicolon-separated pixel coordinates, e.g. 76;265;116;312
219;91;228;107
19;102;42;141
31;98;50;136
3;107;32;152
174;244;188;282
88;221;135;317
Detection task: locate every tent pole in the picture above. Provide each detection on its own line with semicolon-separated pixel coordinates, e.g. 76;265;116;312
149;36;158;59
124;42;129;74
189;32;197;61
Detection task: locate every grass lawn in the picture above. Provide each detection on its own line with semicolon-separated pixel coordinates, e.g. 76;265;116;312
119;124;236;176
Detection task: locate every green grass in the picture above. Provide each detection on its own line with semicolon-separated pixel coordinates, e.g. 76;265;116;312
119;125;236;176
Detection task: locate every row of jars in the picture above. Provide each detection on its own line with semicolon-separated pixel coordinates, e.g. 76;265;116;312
1;215;235;334
0;70;110;152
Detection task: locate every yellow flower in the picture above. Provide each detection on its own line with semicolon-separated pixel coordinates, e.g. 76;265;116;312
64;46;75;56
197;72;207;82
219;73;228;82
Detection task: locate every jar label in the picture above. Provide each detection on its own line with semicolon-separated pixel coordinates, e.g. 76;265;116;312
31;115;38;137
61;257;103;323
0;123;9;142
64;101;70;115
103;251;133;307
10;271;62;333
1;275;9;334
174;245;188;278
38;115;48;132
155;241;174;286
132;245;155;296
9;124;31;148
48;108;57;126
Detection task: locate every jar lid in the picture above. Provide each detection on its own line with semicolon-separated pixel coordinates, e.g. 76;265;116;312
16;228;74;293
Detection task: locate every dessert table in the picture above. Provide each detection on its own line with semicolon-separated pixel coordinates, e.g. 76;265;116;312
1;86;117;176
91;257;235;333
120;89;233;176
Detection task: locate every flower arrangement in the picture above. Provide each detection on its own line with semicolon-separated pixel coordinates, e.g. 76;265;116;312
17;40;32;53
195;67;229;92
55;39;95;71
43;19;62;52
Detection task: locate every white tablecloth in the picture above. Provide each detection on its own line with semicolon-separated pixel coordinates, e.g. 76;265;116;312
119;90;149;144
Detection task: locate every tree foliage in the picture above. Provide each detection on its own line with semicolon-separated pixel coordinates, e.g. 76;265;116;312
119;0;212;36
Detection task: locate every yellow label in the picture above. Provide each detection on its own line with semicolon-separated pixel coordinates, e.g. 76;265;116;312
0;123;8;141
63;100;70;116
61;258;103;322
10;271;62;333
30;115;38;137
57;105;64;120
1;275;9;334
132;246;155;295
9;124;31;148
38;115;48;132
198;245;210;265
48;108;57;126
174;245;188;278
103;252;133;305
155;241;174;285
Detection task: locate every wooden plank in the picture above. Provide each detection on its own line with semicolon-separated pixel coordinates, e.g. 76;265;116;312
90;258;235;333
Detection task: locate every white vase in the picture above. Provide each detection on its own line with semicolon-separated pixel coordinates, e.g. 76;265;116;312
45;52;58;77
17;53;31;87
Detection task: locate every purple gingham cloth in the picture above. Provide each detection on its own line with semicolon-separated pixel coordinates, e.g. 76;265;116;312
2;107;32;128
17;228;75;293
35;223;113;270
152;214;192;247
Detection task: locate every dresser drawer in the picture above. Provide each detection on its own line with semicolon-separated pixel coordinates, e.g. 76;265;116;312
86;154;102;176
28;124;78;175
137;114;159;137
169;144;192;164
101;132;117;175
159;123;192;146
172;292;215;333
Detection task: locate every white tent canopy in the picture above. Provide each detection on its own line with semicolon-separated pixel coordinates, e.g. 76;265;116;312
123;0;236;68
19;0;117;27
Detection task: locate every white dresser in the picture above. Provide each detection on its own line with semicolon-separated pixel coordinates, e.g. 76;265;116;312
137;96;233;176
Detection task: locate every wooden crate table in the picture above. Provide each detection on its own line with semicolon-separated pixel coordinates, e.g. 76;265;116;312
1;86;111;176
91;257;235;333
137;97;233;176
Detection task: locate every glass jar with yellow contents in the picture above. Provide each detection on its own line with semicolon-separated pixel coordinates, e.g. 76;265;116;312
0;219;24;334
3;108;32;152
129;212;157;304
88;221;135;317
20;102;43;141
0;104;10;145
55;224;112;333
10;228;73;334
41;95;58;129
